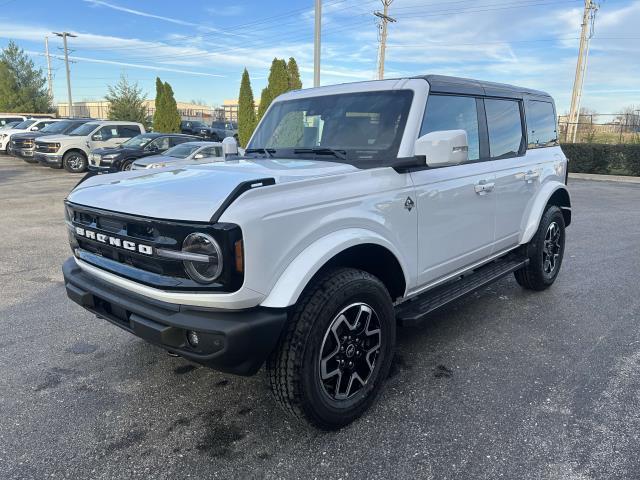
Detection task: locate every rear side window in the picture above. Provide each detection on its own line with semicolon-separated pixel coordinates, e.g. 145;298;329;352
484;99;524;159
420;95;480;162
170;136;190;147
117;125;141;138
526;100;558;148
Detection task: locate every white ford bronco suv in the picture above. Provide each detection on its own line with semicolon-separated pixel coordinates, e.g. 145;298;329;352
63;75;570;429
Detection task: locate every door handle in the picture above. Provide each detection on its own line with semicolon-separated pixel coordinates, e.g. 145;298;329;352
474;180;495;195
524;170;540;183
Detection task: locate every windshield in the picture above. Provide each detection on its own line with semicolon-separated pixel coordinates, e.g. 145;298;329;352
39;121;69;134
248;90;413;164
14;120;37;130
69;122;99;136
164;144;201;158
121;134;156;148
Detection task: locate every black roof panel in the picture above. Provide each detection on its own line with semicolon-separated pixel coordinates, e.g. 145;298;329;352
414;74;551;99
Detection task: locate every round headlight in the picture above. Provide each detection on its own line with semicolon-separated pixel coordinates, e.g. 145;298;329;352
182;233;223;284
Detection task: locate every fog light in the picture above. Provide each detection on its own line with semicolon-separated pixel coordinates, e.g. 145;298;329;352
186;330;199;348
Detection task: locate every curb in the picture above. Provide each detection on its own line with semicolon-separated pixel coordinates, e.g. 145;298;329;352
569;173;640;184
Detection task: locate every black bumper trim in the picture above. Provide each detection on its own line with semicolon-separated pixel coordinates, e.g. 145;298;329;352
62;257;287;376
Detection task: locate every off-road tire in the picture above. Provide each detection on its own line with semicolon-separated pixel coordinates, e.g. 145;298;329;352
267;268;395;430
515;205;566;290
63;151;88;173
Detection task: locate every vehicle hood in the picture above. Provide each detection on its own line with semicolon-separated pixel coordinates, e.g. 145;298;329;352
35;134;75;143
67;158;359;222
11;131;45;140
93;146;141;157
1;128;27;136
133;154;181;167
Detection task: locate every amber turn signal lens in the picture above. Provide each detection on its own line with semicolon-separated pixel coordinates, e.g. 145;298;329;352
235;239;244;273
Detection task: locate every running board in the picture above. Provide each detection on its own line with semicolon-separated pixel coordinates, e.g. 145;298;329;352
395;255;529;327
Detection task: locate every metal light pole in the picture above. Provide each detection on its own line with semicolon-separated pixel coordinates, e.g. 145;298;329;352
53;32;77;118
313;0;321;87
44;36;53;102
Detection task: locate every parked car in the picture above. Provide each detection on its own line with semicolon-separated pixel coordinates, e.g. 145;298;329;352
88;133;199;173
62;75;570;429
0;115;26;129
34;121;145;173
131;141;223;170
180;120;220;140
11;119;94;163
1;118;61;154
210;121;238;141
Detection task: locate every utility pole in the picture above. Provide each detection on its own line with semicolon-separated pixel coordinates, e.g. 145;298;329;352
313;0;321;87
44;36;53;102
567;0;598;143
374;0;396;80
53;32;77;118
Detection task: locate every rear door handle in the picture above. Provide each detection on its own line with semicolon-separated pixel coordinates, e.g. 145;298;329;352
524;170;540;183
474;180;495;195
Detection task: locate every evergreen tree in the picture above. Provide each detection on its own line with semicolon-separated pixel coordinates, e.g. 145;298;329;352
105;74;147;125
268;58;289;99
162;81;181;133
0;41;52;113
152;77;165;131
257;87;272;120
287;57;302;90
237;68;257;147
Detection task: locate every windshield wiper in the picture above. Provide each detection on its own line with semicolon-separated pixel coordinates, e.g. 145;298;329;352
293;147;347;160
245;148;276;158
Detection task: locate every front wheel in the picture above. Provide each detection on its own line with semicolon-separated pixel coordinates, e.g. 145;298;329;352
63;151;88;173
515;205;566;290
267;268;395;430
120;159;134;171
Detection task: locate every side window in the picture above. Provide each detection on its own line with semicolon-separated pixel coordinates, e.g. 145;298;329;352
484;99;524;159
526;100;558;148
97;126;117;140
149;137;170;150
117;125;141;138
420;95;480;161
199;146;222;157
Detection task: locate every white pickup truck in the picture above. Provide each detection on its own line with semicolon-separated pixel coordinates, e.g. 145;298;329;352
62;75;570;429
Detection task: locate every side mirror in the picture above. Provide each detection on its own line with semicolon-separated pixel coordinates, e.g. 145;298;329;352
414;129;468;167
92;133;103;141
222;136;238;157
30;126;39;131
193;153;206;159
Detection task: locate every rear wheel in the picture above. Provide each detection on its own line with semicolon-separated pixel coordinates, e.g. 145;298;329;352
515;205;566;290
63;151;88;173
267;268;395;430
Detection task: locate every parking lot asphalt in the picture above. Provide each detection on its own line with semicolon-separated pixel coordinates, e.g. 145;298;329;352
1;154;639;480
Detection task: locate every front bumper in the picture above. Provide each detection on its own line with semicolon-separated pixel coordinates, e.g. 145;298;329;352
63;257;287;376
88;164;118;174
35;152;62;166
14;147;35;159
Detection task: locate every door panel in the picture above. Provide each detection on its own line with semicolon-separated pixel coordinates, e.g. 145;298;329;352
411;162;497;287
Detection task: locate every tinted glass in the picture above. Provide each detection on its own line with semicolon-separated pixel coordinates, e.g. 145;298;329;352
249;90;414;163
40;121;68;133
122;134;155;148
526;100;557;148
170;136;191;146
98;126;118;140
165;144;201;158
420;95;480;161
118;125;141;137
485;99;523;159
14;120;36;129
149;136;170;150
199;146;223;157
69;123;99;136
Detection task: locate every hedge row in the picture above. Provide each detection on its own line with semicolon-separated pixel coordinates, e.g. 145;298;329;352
561;143;640;176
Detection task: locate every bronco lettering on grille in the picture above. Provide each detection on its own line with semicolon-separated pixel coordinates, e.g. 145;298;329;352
74;226;153;255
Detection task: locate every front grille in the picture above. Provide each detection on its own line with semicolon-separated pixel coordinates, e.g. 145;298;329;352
35;141;57;153
12;139;34;148
65;202;244;292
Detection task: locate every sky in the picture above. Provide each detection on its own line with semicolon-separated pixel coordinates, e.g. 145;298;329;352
0;0;638;114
